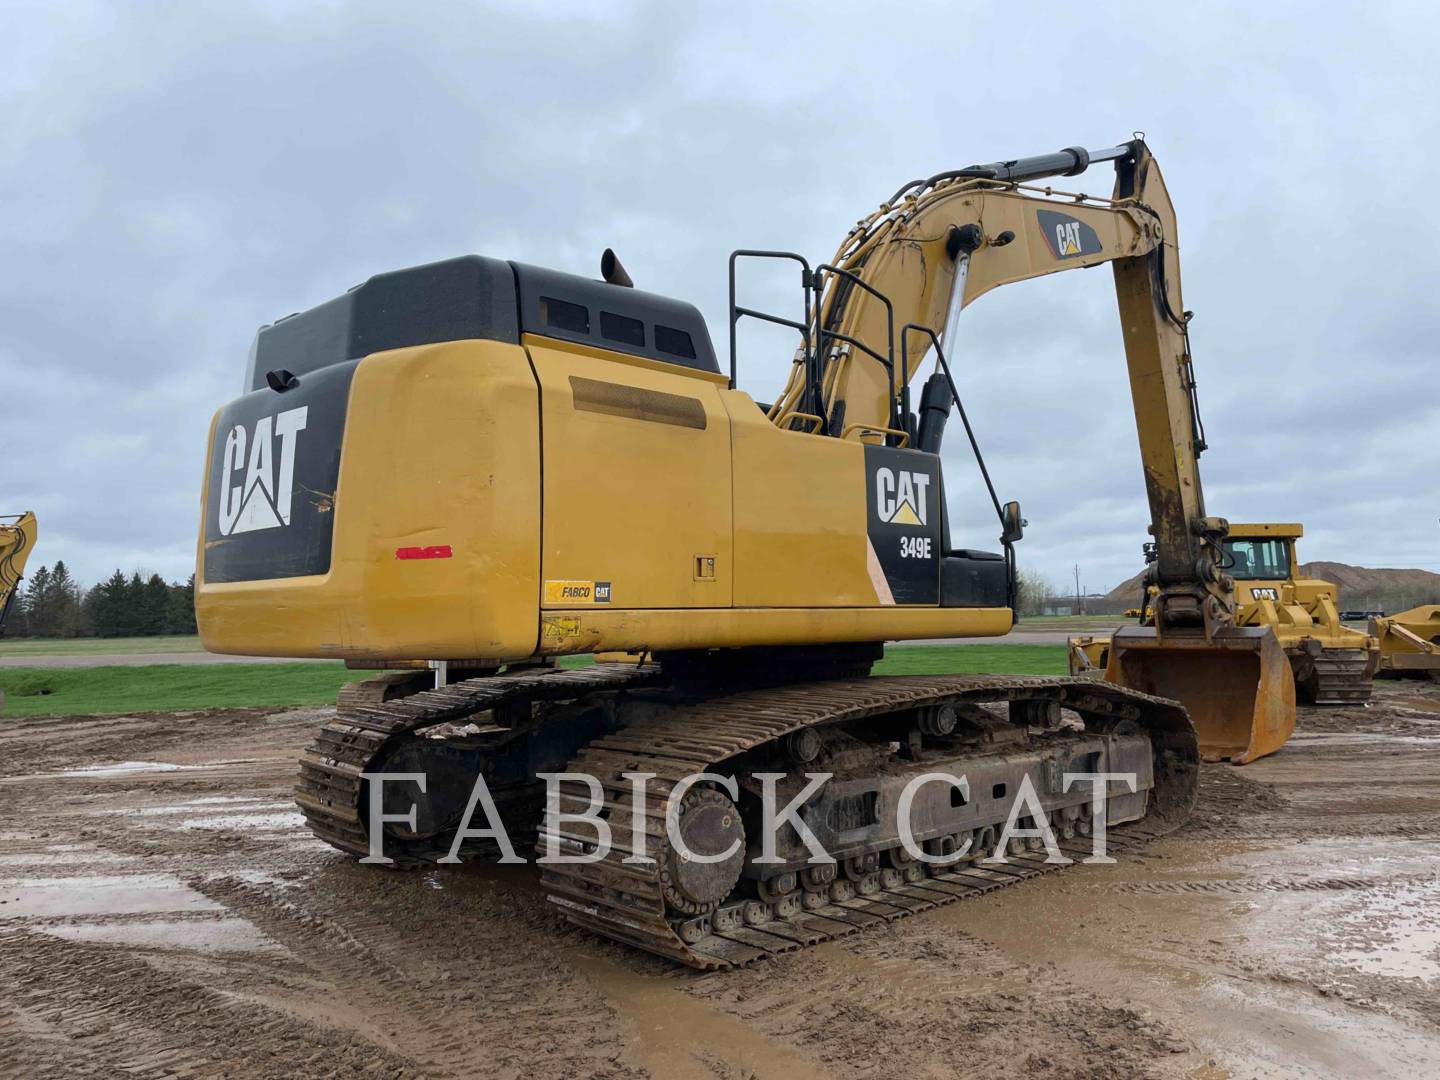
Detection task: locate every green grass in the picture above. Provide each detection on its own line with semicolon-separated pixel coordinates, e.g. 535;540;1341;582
0;645;1065;717
0;635;206;657
874;645;1065;676
0;662;370;717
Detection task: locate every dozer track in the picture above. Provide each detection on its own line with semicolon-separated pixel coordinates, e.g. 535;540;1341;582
297;667;1198;969
1295;648;1373;705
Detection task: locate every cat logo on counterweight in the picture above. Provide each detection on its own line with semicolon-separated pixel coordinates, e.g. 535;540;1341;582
875;467;930;527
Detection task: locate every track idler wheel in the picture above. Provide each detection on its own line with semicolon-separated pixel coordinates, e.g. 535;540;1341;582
660;787;745;915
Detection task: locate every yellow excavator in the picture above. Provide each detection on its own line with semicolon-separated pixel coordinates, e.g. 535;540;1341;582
0;512;39;711
1074;524;1379;704
0;512;37;633
197;138;1292;967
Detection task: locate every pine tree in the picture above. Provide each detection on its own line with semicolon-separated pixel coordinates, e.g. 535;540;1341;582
23;565;53;636
90;571;131;637
140;574;171;635
123;573;146;637
47;562;85;637
167;574;197;634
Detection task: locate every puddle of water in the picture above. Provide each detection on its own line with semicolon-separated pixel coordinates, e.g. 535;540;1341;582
29;759;264;781
38;916;281;954
0;849;137;867
181;812;305;832
0;874;224;919
943;835;1440;1078
1331;881;1440;982
572;952;830;1080
62;761;187;778
113;798;293;818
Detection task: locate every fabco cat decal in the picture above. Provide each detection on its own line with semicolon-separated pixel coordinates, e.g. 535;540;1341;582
544;580;613;605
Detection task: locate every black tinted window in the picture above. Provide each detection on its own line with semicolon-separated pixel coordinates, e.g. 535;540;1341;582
654;324;695;359
600;311;645;347
541;296;589;334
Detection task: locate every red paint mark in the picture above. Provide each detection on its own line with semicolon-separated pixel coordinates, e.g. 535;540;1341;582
395;545;453;560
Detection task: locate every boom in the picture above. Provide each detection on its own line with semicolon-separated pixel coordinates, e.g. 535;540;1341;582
760;139;1293;761
0;512;37;636
767;140;1226;637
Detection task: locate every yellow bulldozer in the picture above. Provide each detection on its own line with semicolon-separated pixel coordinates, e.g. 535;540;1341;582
1072;523;1379;705
1370;605;1440;680
197;138;1293;967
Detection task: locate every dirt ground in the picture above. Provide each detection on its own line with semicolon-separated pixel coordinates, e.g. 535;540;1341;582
1;681;1437;1079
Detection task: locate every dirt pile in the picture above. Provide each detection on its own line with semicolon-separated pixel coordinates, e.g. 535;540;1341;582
1091;561;1440;614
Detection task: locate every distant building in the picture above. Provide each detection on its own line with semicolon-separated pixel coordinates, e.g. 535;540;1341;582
1040;595;1108;617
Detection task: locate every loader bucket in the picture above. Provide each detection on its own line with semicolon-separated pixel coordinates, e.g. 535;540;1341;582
1104;624;1295;765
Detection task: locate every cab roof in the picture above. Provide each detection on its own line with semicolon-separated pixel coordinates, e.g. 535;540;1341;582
1227;522;1304;539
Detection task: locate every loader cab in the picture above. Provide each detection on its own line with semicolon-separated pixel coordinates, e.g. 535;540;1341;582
1221;538;1291;581
1220;523;1303;583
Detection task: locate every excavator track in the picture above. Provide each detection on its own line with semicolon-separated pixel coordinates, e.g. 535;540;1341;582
297;669;1197;969
1295;648;1374;705
296;663;664;861
542;674;1197;969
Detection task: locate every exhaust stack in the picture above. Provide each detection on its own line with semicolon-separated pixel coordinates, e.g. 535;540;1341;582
601;248;634;288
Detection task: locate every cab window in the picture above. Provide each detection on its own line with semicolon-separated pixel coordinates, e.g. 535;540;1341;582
1222;538;1289;580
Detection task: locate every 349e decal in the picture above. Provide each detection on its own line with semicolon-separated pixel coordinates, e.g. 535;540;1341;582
865;446;940;604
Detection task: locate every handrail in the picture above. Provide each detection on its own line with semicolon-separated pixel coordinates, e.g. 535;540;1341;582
840;423;910;448
814;263;900;438
775;411;825;433
728;250;819;430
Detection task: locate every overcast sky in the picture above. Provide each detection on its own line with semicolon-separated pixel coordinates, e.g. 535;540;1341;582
4;1;1437;596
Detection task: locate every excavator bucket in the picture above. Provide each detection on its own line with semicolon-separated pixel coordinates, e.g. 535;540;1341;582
1103;624;1295;765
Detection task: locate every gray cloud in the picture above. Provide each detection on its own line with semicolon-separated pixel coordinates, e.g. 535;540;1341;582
3;1;1437;596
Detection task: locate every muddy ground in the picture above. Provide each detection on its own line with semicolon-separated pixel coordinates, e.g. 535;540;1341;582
1;681;1437;1079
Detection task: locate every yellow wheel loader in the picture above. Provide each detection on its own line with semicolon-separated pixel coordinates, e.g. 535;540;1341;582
197;139;1292;967
0;511;39;711
1072;523;1379;705
1370;605;1440;680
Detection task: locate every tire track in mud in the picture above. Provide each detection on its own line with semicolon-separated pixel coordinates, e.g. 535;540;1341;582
1103;875;1436;895
680;920;1193;1078
194;873;646;1079
0;927;421;1079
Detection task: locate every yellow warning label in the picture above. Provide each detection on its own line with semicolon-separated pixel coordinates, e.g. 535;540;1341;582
544;580;612;605
541;615;582;642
